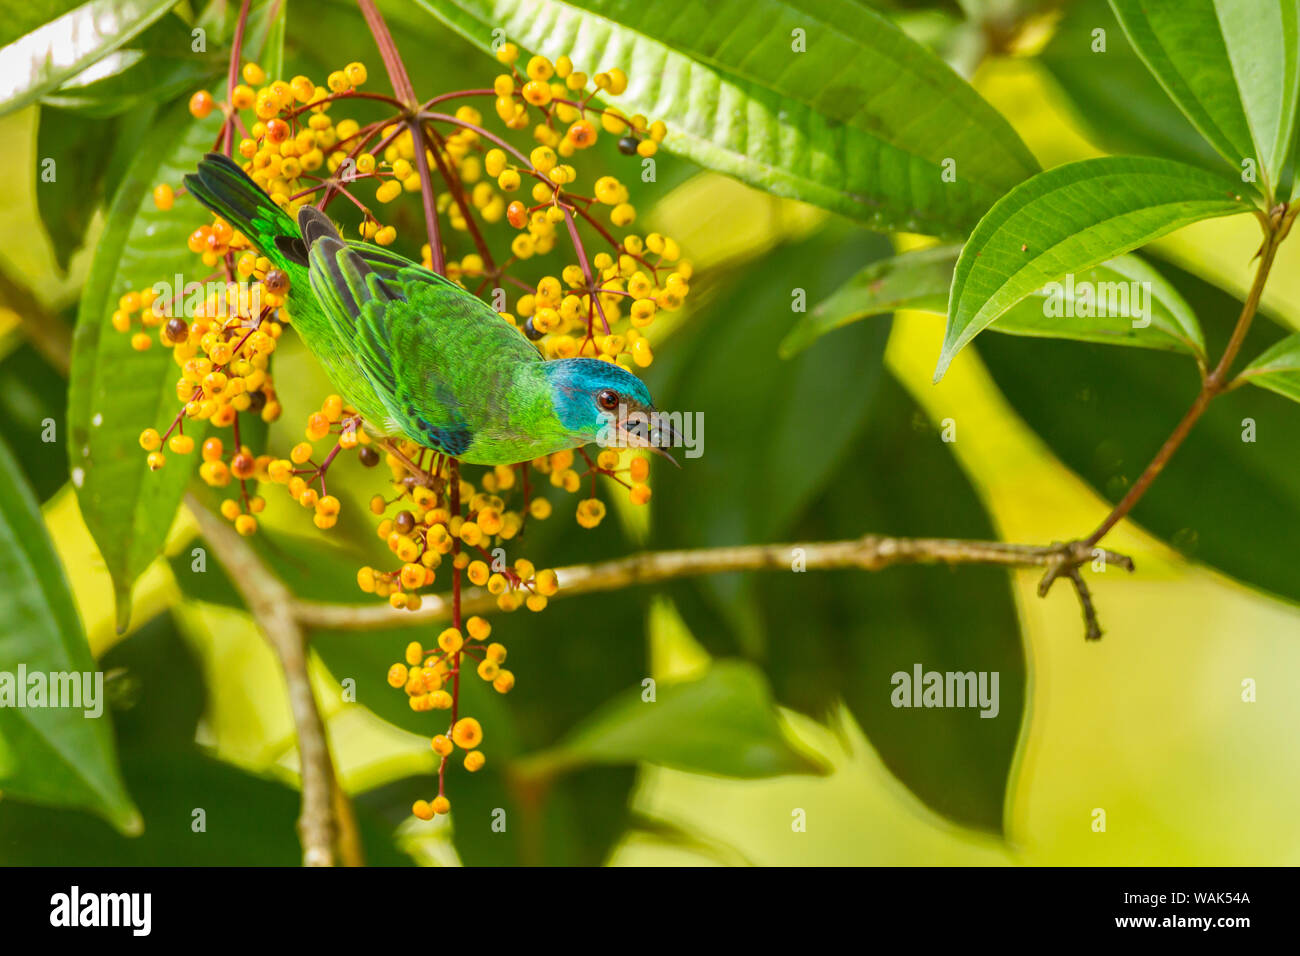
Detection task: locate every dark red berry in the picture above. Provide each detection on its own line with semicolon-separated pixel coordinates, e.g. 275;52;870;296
264;269;290;294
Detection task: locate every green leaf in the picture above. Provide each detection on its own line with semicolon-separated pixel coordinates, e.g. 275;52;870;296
0;435;139;832
39;13;221;118
780;244;957;358
787;244;1207;360
978;259;1300;608
1238;332;1300;402
1110;0;1300;192
519;662;827;779
937;156;1254;380
35;106;116;270
0;0;178;117
648;225;895;568
414;0;1039;237
1039;0;1224;169
68;101;219;631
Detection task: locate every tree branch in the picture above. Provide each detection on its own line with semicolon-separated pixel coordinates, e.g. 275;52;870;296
290;534;1134;633
188;494;341;866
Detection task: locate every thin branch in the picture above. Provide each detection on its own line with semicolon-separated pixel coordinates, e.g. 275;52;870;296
222;0;252;160
188;494;341;867
409;120;446;274
1081;218;1283;549
291;534;1135;633
357;0;417;108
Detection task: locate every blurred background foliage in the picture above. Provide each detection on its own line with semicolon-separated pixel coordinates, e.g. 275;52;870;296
0;0;1297;865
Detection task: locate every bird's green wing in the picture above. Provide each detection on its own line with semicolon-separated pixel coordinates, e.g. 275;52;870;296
307;237;541;455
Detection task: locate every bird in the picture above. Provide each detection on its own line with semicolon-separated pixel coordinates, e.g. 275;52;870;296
182;152;665;467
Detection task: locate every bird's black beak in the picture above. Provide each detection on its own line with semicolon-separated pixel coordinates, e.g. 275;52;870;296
617;411;682;468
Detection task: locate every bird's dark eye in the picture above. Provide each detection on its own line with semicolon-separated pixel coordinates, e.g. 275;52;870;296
596;388;619;411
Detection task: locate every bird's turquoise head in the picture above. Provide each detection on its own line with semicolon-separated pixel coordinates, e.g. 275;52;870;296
543;358;657;448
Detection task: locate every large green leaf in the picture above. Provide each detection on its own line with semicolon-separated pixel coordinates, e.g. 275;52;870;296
1040;0;1224;170
0;0;178;117
937;156;1254;380
979;260;1300;608
0;435;138;832
1237;332;1300;403
647;225;894;564
518;662;827;779
39;12;220;118
1110;0;1300;193
414;0;1039;237
787;244;1207;360
68;101;218;631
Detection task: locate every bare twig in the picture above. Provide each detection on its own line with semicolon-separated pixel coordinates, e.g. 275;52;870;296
188;494;341;867
291;534;1134;633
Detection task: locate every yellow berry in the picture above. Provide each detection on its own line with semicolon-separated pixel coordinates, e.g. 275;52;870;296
437;627;463;653
451;717;482;749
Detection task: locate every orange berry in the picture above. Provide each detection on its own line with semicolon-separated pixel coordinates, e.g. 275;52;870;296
189;90;215;118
